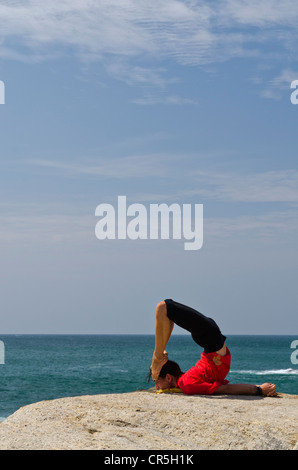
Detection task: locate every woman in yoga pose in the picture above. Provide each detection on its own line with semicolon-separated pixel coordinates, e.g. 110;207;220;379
150;299;277;397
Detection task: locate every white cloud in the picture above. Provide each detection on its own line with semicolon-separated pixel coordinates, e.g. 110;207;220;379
1;203;297;246
26;155;298;204
260;69;298;100
187;169;298;203
204;210;298;241
0;1;210;61
25;153;174;179
270;69;298;89
3;160;298;246
132;94;198;105
105;62;174;88
0;212;93;243
1;0;298;105
221;0;298;27
0;0;297;67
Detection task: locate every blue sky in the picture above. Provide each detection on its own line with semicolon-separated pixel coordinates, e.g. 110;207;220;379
0;0;298;335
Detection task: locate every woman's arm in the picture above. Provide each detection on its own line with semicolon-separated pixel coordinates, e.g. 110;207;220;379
215;382;277;396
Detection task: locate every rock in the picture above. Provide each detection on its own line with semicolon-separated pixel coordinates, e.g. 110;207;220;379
0;390;297;450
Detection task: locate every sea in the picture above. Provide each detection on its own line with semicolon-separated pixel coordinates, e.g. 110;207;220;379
0;334;297;421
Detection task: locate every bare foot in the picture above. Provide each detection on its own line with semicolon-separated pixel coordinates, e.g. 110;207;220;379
260;383;277;396
151;351;168;381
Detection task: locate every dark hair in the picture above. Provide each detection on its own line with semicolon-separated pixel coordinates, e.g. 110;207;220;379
159;360;183;378
147;359;183;383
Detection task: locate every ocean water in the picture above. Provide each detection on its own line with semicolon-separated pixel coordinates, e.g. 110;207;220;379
0;334;297;421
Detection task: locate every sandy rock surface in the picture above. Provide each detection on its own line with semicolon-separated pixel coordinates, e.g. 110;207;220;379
0;390;297;450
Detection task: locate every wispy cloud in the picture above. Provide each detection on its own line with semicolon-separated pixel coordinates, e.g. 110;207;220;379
1;0;298;107
26;154;174;179
0;1;211;61
1;203;297;246
187;169;298;203
132;94;198;105
0;211;93;244
259;69;298;100
26;155;298;204
204;209;298;246
221;0;298;27
105;62;196;104
1;1;298;68
105;62;174;88
3;155;298;246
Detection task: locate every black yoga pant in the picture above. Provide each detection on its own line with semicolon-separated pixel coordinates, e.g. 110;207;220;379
164;299;226;353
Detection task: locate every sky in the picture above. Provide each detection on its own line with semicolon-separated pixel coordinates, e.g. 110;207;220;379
0;0;298;335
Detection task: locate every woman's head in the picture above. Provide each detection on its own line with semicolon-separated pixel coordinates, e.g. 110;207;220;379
158;360;183;379
147;359;183;390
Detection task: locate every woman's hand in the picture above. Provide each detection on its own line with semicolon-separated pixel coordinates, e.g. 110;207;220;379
260;383;277;396
150;350;168;381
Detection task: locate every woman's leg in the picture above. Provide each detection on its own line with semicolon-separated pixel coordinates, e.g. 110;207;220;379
150;301;174;381
151;299;227;381
164;299;226;354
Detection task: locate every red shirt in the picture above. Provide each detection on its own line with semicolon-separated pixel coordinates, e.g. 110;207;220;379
177;347;231;395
